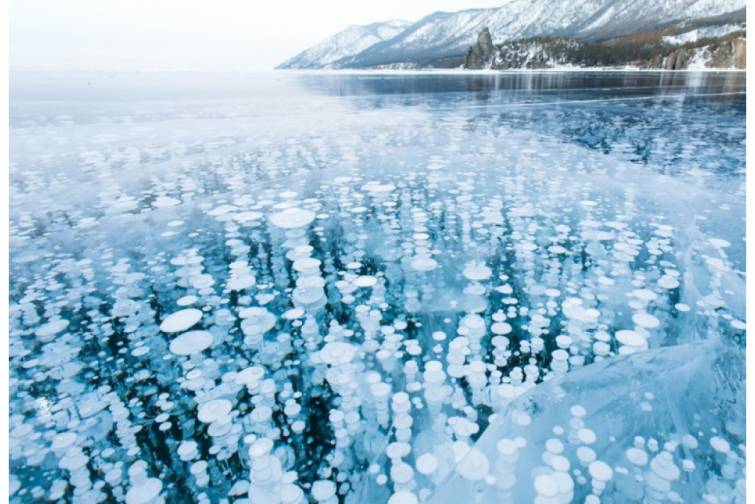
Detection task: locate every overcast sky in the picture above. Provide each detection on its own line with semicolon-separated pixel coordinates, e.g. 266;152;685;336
10;1;505;71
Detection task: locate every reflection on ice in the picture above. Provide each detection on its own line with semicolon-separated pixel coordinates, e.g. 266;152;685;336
9;71;745;503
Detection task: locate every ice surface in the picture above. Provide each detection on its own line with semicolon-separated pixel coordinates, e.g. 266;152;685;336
9;71;745;503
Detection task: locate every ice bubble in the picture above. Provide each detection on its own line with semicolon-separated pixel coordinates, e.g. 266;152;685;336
249;437;273;459
386;442;409;459
710;436;730;454
177;441;198;461
197;399;233;423
51;432;77;450
649;452;680;481
125;478;163;504
562;298;599;323
169;330;213;356
534;474;559;498
709;238;731;248
35;319;69;340
415;453;438;475
625;448;648;466
682;459;696;472
160;309;203;333
293;280;326;306
577;447;596;465
588;460;613;481
235;366;265;387
281;484;304;504
491;322;512;335
631;289;657;301
269;207;315;229
569;404;587;418
132;346;150;357
292;257;321;272
462;261;492;281
311;480;336;502
615;330;646;348
456;449;489;480
354;275;377;288
177;295;198;306
208;204;236;216
578;428;597;444
154;196;180;208
658;276;680;289
387;491;418;504
239;307;276;335
550;455;570;472
235;211;263;223
681;434;699;450
545;438;564;454
282;308;305;320
58;447;89;470
362;181;396;194
410;255;438;272
730;319;746;330
632;312;660;329
391;462;415;484
320;342;356;366
228;275;256;291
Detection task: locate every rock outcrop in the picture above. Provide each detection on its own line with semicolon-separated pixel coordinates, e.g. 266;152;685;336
708;37;746;68
661;36;745;69
464;27;495;69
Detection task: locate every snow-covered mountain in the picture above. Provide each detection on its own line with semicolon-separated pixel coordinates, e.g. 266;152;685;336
279;0;746;69
277;20;411;69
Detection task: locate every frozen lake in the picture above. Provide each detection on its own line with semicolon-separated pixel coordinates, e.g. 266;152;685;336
9;71;746;503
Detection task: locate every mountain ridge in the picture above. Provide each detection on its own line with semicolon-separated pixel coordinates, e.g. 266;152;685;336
276;19;411;69
279;0;746;69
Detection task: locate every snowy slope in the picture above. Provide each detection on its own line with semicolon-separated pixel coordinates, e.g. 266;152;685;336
285;0;745;68
277;20;411;69
662;23;745;45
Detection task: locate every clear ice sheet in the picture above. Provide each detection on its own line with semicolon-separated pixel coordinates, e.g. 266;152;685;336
9;72;745;503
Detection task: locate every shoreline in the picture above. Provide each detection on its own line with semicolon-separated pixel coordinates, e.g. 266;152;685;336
276;67;746;75
9;67;745;76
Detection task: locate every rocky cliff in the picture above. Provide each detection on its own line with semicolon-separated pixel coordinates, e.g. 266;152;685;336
464;28;495;69
656;36;745;69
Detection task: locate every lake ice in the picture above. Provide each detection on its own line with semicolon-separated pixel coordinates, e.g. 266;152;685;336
9;71;746;503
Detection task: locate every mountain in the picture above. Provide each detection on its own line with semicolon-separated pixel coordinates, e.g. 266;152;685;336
278;0;746;69
464;9;745;70
276;20;411;69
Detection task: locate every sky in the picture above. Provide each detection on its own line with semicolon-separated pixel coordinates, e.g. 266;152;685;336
10;1;505;71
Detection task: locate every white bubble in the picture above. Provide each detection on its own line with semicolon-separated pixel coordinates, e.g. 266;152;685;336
415;453;438;475
269;207;315;229
169;330;213;356
197;399;233;423
632;312;660;329
534;474;559;497
125;478;163;504
588;460;613;481
456;449;489;480
36;319;69;340
160;309;203;333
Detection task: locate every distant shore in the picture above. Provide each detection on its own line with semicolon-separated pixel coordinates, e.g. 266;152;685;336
275;67;745;75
